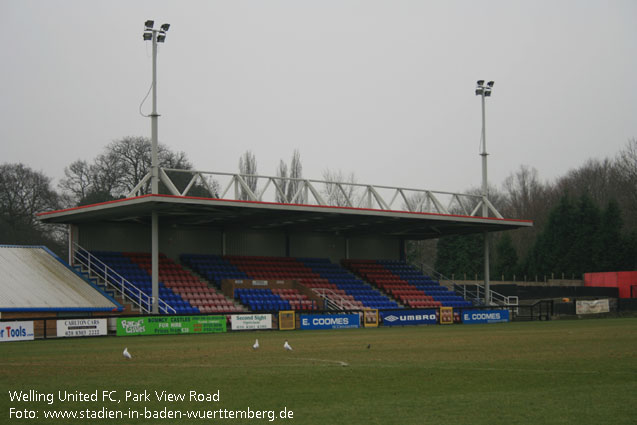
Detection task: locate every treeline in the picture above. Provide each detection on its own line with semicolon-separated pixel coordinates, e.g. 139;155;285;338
0;163;65;255
434;195;637;280
0;138;305;257
2;135;636;278
427;139;637;280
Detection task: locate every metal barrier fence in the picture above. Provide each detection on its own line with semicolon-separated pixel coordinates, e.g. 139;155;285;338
5;298;635;342
0;305;534;341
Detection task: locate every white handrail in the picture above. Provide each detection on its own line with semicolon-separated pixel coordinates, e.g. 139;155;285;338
422;264;517;307
311;288;360;310
73;244;176;314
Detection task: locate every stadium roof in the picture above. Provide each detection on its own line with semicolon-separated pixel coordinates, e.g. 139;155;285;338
38;194;532;239
0;246;122;312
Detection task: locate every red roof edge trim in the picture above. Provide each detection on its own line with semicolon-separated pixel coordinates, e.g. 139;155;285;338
38;194;533;224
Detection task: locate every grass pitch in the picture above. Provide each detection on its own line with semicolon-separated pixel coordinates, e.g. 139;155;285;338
1;318;636;424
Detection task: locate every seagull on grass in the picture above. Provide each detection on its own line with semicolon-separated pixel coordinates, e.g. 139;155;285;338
283;340;293;351
123;347;132;359
253;339;259;350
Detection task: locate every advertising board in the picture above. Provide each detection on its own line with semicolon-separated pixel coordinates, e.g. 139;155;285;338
380;309;438;326
363;309;379;328
576;299;610;315
57;318;107;338
116;315;226;336
231;314;272;330
299;314;360;330
462;309;509;324
278;311;296;330
0;321;35;342
439;307;454;324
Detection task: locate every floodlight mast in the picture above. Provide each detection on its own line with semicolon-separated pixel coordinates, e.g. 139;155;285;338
475;79;494;305
143;20;169;195
143;20;169;314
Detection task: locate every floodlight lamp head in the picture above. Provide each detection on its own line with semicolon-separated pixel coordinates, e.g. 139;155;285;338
145;20;154;29
484;90;492;97
477;80;485;87
161;23;170;32
475;88;484;96
143;32;152;41
157;34;166;43
487;81;495;88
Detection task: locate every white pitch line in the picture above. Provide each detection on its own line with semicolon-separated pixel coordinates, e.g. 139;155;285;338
296;357;349;367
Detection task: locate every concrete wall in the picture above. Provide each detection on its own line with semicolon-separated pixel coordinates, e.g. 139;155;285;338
348;236;400;260
289;233;346;262
78;223;223;261
77;223;402;262
160;226;223;259
224;230;286;257
79;223;150;253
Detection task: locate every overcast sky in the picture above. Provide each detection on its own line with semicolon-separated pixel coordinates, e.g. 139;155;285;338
1;0;636;194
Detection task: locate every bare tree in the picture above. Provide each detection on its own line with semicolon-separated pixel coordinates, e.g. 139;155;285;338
322;168;358;207
0;163;66;254
499;165;550;261
0;163;60;226
275;159;288;203
402;191;439;269
286;149;305;203
616;138;637;181
238;150;258;200
205;176;222;198
59;160;92;202
109;136;151;194
615;138;637;230
401;191;430;213
59;136;193;204
460;184;508;218
108;136;191;196
501;165;549;221
554;159;619;209
91;149;123;196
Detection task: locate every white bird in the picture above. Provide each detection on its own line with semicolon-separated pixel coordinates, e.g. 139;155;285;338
123;347;132;359
253;339;259;350
283;340;293;351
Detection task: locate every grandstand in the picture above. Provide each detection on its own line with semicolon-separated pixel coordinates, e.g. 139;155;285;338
76;250;475;314
36;171;533;315
180;254;398;311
